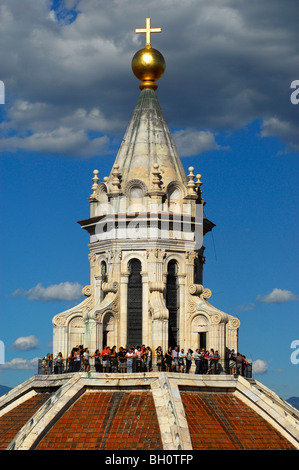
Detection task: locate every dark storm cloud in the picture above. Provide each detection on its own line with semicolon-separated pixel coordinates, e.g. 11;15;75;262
0;0;298;156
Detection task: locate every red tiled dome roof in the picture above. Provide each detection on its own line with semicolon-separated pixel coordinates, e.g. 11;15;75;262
0;373;298;451
36;391;162;450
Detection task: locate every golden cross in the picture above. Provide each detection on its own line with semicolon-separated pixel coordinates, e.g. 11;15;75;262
135;18;162;47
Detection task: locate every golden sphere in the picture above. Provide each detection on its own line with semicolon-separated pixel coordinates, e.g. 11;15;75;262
132;47;166;89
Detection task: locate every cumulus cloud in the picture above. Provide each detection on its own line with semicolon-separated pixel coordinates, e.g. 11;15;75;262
252;359;268;375
173;129;223;156
0;357;39;371
1;126;111;157
257;288;297;304
261;117;299;153
12;335;39;351
0;0;298;157
12;281;83;302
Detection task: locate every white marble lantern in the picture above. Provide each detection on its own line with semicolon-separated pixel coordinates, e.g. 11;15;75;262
53;34;240;372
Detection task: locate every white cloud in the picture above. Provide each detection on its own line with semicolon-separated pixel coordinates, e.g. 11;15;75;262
12;335;39;351
257;288;297;304
235;302;255;312
0;100;123;157
1;127;111;157
12;281;83;302
261;117;299;152
173;129;223;156
252;359;268;375
0;0;298;157
0;357;39;371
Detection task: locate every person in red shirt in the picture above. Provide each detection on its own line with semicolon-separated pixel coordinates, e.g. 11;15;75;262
101;346;111;372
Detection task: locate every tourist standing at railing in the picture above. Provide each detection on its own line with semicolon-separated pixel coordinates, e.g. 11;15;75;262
83;348;90;372
73;348;81;372
146;346;152;372
194;349;201;374
186;349;193;374
211;350;220;374
126;348;135;373
118;347;127;373
41;356;48;374
109;345;118;373
164;346;173;372
41;353;51;375
198;348;205;374
101;346;111;372
135;346;143;372
208;348;215;374
54;352;64;374
202;350;210;374
242;355;249;376
178;349;186;373
236;352;244;376
93;349;101;373
172;346;179;372
229;349;237;375
156;346;163;372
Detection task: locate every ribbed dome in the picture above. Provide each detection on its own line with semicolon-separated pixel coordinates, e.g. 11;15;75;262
1;372;298;450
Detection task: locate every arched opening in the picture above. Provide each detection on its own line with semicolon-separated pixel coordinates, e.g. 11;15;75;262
68;316;85;352
166;260;179;348
127;259;142;348
102;312;115;348
167;184;183;214
128;185;145;212
96;185;109;216
190;314;209;354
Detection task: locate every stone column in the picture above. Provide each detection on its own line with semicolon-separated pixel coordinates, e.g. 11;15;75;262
142;269;149;346
52;323;68;359
178;273;186;349
147;249;168;353
119;273;129;348
226;318;240;353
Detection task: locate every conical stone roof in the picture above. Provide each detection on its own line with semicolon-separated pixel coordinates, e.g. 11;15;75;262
107;88;188;192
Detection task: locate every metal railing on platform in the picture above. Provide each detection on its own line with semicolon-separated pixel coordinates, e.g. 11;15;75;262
37;356;252;378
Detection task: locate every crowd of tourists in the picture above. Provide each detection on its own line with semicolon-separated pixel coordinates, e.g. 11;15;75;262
41;344;250;377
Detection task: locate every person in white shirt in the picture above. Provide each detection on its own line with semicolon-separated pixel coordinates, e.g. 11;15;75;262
126;348;135;373
178;348;187;373
172;346;179;372
83;348;90;372
74;348;81;372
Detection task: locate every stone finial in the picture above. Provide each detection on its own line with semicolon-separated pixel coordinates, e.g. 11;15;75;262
196;174;203;187
196;173;205;204
91;169;100;192
151;163;163;190
111;164;121;193
187;166;197;196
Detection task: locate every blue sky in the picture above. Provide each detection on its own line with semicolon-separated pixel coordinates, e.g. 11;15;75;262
0;0;298;399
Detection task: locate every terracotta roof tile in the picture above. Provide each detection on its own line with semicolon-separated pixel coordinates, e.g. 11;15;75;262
36;391;162;450
0;394;52;450
181;392;296;450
